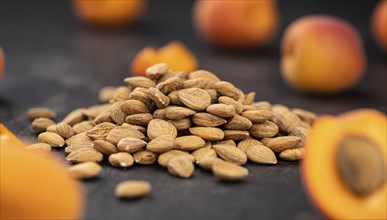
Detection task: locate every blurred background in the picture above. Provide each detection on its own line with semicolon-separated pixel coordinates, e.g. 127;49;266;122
0;0;386;219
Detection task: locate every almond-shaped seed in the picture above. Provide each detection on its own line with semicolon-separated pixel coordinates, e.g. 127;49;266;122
156;76;182;94
183;77;209;89
213;144;247;165
176;135;205;151
110;102;127;125
168;90;184;106
292;108;317;125
128;90;153;110
261;136;302;153
168;118;192;131
148;87;170;109
115;180;151;199
271;107;301;133
98;86;116;103
241;110;274;123
65;132;93;146
84;104;111;119
72;121;95;134
243;92;256;105
223;130;249;141
191;146;217;162
204;89;218;103
245;145;277;164
66;148;103;163
146;135;176;153
206;103;235;118
26;143;51;152
192;113;227;127
93;140;118;155
106;126;145;145
153;108;168;120
178;88;211;111
279;148;305;161
213;81;239;100
109;152;134;167
125;113;153;126
38;132;65;147
214;140;236;147
158;150;195;167
86;122;116;140
236;88;245;103
212;160;248;181
189;127;224;141
133;150;157;165
122;123;147;134
197;157;222;170
146;63;170;80
93;109;114;124
27;107;57;120
147;119;177;140
218;96;243;114
243;105;258;111
68;162;102;179
224;115;252;130
167;156;195;178
110;86;131;103
289;126;309;147
117;138;147;153
63;108;86;126
124;76;156;88
32;118;56;133
56;122;74;139
249;121;279;138
65;144;94;153
188;70;220;89
46;124;57;133
237;139;263;152
120;100;149;115
253;101;272;110
165;106;196;120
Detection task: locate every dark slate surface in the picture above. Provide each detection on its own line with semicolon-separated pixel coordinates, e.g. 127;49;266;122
1;1;385;219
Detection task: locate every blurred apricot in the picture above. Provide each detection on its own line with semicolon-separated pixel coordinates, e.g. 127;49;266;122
193;0;279;49
72;0;147;28
372;1;387;51
0;47;4;77
0;124;84;219
131;41;198;76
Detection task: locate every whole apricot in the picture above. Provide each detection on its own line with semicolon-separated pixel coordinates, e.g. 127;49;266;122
371;1;387;51
0;124;84;219
193;0;279;49
72;0;147;28
280;15;367;94
130;41;198;76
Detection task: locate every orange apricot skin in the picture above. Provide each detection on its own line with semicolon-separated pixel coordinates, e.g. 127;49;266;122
130;41;198;76
281;15;367;94
302;109;386;219
372;1;387;51
0;145;84;220
193;0;279;49
72;0;147;28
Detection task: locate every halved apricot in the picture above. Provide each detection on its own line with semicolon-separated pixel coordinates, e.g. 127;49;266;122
302;109;386;219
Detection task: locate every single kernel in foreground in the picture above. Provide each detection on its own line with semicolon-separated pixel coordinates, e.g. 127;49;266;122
115;180;152;199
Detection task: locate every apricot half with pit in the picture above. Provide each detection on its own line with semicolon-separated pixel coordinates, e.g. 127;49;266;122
302;109;386;219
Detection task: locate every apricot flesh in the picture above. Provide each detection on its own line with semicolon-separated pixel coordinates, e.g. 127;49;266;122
372;1;387;51
302;109;386;219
